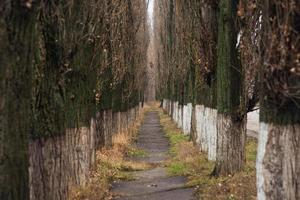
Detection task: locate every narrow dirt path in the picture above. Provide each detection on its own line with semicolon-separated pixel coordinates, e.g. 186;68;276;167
112;111;196;200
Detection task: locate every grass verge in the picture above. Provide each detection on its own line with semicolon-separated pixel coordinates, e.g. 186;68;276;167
159;110;257;200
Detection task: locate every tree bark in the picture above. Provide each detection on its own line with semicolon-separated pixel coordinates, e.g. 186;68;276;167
257;1;300;199
0;2;35;199
214;0;246;175
194;105;218;161
29;127;95;200
257;123;300;200
214;114;246;175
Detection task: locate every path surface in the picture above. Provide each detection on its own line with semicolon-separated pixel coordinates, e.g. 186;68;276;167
112;112;195;200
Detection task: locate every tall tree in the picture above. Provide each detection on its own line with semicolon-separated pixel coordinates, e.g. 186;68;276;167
257;0;300;199
214;0;246;175
1;0;149;199
191;0;219;160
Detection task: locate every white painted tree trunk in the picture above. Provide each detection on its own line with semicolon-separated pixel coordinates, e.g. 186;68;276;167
257;123;300;200
163;100;218;161
195;105;217;161
162;99;167;111
214;113;246;175
28;106;141;200
168;100;172;116
182;103;192;135
178;104;183;129
172;101;178;122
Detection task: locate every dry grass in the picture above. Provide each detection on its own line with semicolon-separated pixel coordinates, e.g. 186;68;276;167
198;138;257;200
69;105;153;200
159;109;257;200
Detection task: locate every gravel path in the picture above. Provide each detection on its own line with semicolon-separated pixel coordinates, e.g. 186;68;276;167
112;112;196;200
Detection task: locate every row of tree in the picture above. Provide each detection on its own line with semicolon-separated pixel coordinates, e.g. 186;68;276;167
154;0;299;199
0;1;149;199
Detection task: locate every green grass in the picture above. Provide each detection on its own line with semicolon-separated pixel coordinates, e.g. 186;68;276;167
159;112;189;155
159;112;201;177
246;138;257;162
244;138;257;173
166;130;189;144
167;162;188;175
165;130;189;155
127;147;148;158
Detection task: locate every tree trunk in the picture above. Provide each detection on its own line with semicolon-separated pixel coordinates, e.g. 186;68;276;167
214;0;246;175
0;2;36;199
214;114;246;175
29;126;95;200
194;105;218;161
257;123;300;200
257;1;300;199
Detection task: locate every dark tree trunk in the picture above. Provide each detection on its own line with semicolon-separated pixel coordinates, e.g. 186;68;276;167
214;0;246;176
0;2;36;199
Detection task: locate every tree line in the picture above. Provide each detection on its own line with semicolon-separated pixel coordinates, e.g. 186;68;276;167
154;0;300;199
0;1;149;199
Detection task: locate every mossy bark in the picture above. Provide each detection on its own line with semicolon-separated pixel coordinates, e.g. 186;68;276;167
214;0;246;176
